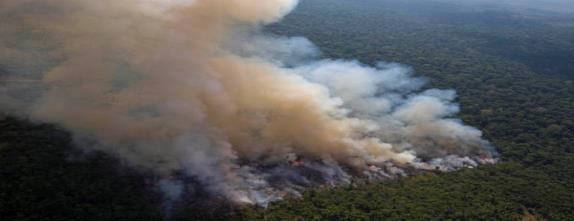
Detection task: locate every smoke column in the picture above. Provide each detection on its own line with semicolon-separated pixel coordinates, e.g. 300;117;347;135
0;0;496;204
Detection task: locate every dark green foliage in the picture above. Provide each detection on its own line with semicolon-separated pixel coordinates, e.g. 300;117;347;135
2;0;574;220
238;163;574;220
234;0;574;220
0;117;164;221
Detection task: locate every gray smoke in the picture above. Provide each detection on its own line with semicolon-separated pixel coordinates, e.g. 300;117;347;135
0;0;497;205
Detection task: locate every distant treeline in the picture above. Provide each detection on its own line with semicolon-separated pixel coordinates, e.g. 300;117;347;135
1;0;573;220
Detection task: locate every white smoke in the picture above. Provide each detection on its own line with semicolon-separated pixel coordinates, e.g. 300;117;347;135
0;0;496;205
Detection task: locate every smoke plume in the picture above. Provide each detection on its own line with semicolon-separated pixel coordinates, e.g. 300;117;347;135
0;0;496;204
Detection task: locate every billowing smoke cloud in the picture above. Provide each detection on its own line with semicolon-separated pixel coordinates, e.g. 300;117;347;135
0;0;496;204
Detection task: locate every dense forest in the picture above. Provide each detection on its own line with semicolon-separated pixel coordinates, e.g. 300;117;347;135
2;0;573;220
237;0;574;220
